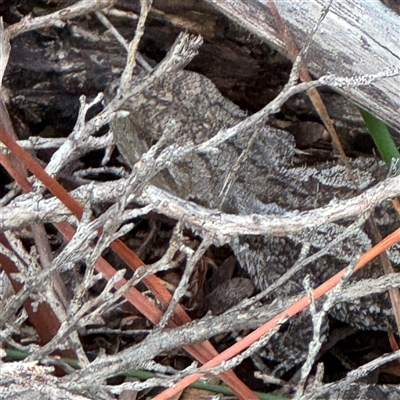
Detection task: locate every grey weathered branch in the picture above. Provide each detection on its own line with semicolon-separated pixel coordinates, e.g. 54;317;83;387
2;173;400;245
6;0;118;39
58;271;400;388
206;0;400;132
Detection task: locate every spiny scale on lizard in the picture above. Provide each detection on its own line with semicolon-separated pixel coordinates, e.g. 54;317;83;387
111;68;399;373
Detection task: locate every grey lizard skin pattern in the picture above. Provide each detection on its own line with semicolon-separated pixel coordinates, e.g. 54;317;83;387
112;68;399;373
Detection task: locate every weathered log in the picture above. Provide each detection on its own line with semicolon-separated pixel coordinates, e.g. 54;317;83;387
205;0;400;132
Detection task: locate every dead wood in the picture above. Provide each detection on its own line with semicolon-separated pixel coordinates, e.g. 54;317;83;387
206;0;400;132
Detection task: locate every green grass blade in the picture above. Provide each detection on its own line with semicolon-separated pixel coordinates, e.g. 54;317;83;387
360;108;400;170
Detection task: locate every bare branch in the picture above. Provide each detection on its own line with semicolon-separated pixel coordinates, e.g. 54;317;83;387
7;0;118;39
310;350;400;399
157;234;213;329
2;173;400;242
119;0;152;91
